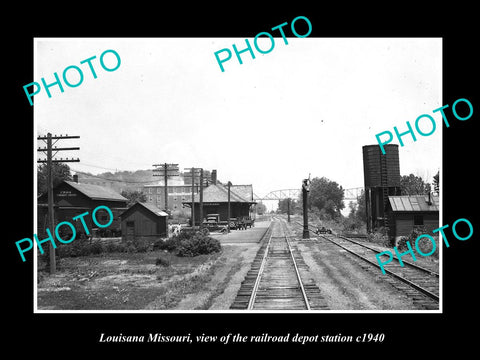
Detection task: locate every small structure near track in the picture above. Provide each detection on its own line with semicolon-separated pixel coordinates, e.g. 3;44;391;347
385;194;439;243
120;202;168;242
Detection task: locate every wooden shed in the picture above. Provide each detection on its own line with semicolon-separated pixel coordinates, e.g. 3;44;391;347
386;194;439;244
120;202;168;241
37;180;128;237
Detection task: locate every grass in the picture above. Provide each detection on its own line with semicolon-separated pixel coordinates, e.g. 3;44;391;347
37;249;222;310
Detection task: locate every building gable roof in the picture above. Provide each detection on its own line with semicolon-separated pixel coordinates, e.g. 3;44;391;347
187;183;255;204
388;195;439;212
120;201;168;219
231;185;254;202
136;202;169;216
64;181;128;202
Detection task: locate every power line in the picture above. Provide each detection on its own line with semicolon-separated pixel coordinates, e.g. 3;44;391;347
153;163;180;212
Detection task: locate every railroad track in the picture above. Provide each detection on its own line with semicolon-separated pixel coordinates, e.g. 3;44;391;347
230;218;328;310
295;221;439;309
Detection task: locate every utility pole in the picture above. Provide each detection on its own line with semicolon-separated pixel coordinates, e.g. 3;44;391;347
37;133;80;274
227;181;232;233
199;168;204;229
152;163;179;214
184;167;202;229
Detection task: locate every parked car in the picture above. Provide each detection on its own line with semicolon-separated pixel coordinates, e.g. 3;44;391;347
205;214;220;224
316;226;332;234
203;214;222;230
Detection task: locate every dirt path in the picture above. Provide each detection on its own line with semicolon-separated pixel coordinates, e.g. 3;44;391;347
169;244;260;310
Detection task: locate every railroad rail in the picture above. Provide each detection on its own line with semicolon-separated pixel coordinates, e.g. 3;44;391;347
295;221;439;309
231;218;327;310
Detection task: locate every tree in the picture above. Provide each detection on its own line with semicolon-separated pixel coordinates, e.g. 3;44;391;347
400;174;431;195
348;201;357;218
37;163;72;196
121;190;147;207
343;189;367;231
355;189;367;222
308;177;345;219
256;202;267;215
433;170;439;195
277;198;298;214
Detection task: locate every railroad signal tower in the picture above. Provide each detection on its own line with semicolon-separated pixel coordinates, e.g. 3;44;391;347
302;177;310;239
37;133;80;274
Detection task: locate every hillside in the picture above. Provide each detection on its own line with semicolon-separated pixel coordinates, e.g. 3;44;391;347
75;169;157;194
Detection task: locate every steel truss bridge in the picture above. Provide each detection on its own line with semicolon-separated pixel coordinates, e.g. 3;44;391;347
253;187;363;201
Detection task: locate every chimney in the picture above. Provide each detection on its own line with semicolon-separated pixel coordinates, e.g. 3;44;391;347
73;174;79;183
211;170;217;185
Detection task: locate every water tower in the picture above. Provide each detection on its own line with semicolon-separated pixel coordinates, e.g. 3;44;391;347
362;144;401;233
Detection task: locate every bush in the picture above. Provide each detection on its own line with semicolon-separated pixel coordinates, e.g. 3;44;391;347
133;238;151;253
104;241;127;253
177;232;221;257
124;238;152;253
340;216;364;232
89;241;104;255
154;236;181;252
397;226;439;259
367;228;390;247
57;238;96;257
56;238;131;257
397;226;425;250
155;256;171;267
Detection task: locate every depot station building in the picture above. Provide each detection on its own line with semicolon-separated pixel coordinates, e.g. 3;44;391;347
183;182;256;226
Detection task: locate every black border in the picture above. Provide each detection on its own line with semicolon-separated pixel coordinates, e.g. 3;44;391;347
7;5;478;354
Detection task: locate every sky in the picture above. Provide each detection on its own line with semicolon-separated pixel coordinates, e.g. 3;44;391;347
34;37;442;201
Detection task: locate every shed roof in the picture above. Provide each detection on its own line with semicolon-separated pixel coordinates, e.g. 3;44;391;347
388;195;439;212
120;201;168;219
136;202;169;216
64;181;128;202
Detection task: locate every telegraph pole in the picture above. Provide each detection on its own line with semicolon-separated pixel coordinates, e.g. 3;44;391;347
184;167;202;229
199;168;204;229
153;163;179;213
227;181;232;233
37;133;80;274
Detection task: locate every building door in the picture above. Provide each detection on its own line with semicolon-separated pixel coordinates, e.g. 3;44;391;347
126;220;135;241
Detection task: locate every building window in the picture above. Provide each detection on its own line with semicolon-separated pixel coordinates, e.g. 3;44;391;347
414;215;424;226
157;187;161;194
